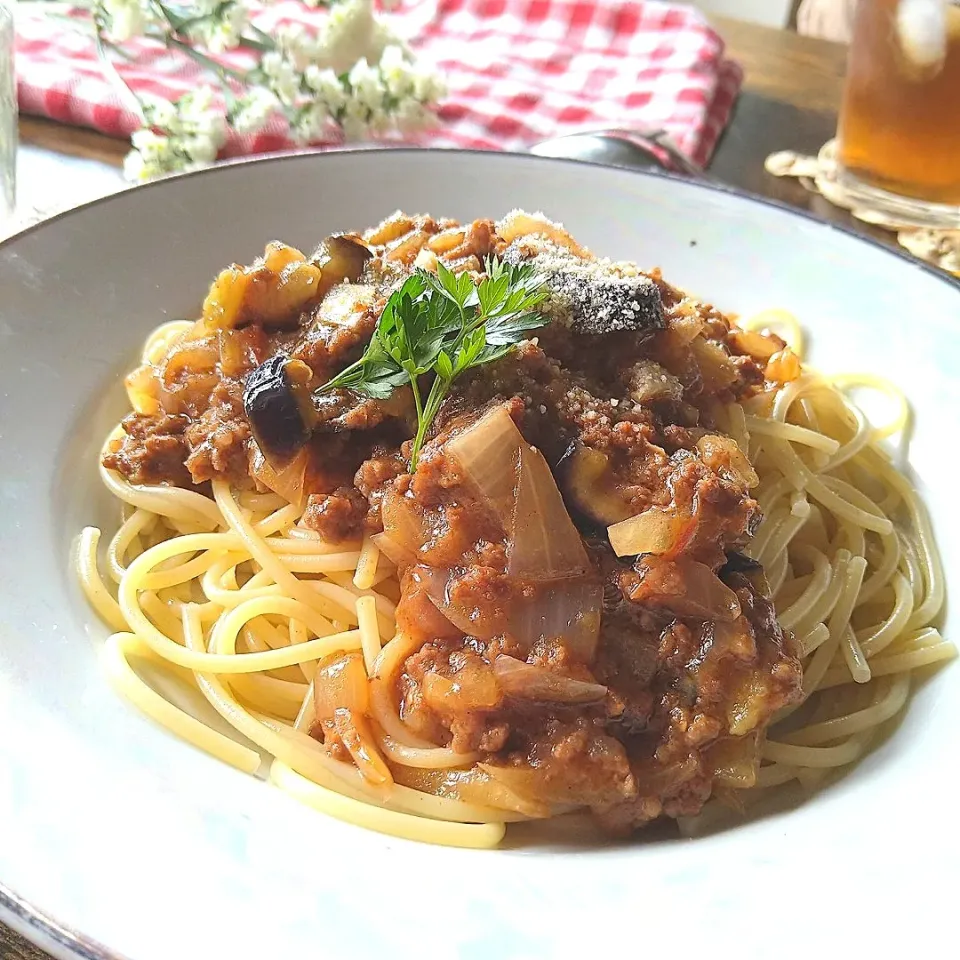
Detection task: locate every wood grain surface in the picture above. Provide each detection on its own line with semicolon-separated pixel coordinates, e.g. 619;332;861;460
2;15;850;960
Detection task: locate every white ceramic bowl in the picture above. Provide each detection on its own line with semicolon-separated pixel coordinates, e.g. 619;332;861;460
1;151;958;960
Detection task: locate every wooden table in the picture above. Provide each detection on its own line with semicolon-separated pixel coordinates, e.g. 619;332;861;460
708;16;857;232
1;15;849;960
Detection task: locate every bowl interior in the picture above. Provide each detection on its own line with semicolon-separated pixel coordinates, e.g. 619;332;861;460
0;150;957;960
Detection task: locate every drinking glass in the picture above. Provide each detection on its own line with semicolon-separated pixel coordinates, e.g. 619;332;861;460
837;0;960;227
1;0;15;220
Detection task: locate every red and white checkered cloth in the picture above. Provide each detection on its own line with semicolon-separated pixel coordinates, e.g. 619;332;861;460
16;1;742;167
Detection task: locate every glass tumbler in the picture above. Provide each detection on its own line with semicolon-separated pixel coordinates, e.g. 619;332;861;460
837;0;960;227
1;0;15;220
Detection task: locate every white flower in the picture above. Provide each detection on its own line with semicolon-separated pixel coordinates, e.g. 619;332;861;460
304;66;348;114
376;46;445;108
181;134;219;165
231;88;279;135
340;98;372;141
139;94;177;131
395;98;436;135
124;130;178;182
261;51;300;106
365;107;392;137
124;87;227;183
173;87;227;142
318;0;404;74
130;128;170;161
348;58;386;111
379;44;413;99
186;2;249;54
261;51;283;77
97;0;153;43
290;101;331;144
410;64;447;104
116;0;447;172
123;148;147;182
276;24;322;73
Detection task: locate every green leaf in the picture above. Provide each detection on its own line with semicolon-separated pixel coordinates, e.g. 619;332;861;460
485;310;549;345
458;270;478;308
483;254;504;281
476;342;515;366
352;370;409;400
435;350;454;381
454;326;487;373
477;272;509;316
434;261;464;305
316;254;551;471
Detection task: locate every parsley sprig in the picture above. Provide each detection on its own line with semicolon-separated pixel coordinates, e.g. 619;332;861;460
319;258;549;469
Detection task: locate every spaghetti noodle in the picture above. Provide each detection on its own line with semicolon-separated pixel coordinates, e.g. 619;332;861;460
78;213;955;847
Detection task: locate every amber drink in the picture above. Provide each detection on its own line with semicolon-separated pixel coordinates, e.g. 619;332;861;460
837;0;960;226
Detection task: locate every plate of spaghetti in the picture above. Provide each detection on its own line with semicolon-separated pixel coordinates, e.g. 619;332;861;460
0;151;957;960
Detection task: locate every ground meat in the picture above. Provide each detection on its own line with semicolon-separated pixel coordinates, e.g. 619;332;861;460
489;719;637;808
183;379;251;484
355;451;406;499
103;412;192;486
290;298;379;383
388;384;798;831
354;450;407;528
302;486;369;542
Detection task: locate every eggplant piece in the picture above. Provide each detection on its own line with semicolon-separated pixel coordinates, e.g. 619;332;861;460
556;441;633;527
719;551;771;597
544;268;663;336
719;551;763;576
313;235;374;300
243;355;316;463
502;242;664;336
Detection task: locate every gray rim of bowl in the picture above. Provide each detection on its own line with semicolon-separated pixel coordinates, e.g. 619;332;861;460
2;145;958;289
1;146;958;960
0;880;126;960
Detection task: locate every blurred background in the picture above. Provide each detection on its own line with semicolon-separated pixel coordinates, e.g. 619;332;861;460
1;0;958;265
685;1;853;37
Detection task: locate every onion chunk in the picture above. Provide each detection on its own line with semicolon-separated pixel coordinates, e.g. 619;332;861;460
445;404;523;529
627;557;742;622
445;403;590;581
607;507;676;558
493;655;607;704
509;444;589;580
313;651;370;720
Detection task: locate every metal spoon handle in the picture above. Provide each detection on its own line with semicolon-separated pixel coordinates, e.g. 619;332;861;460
531;128;708;180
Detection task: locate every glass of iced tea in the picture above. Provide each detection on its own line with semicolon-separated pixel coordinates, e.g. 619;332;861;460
837;0;960;227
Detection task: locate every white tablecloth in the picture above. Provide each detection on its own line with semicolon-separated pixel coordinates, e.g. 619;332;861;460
2;143;125;241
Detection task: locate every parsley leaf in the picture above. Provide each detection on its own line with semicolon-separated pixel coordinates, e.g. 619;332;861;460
317;257;549;469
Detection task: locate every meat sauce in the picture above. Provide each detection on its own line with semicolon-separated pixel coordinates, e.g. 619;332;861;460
104;212;803;831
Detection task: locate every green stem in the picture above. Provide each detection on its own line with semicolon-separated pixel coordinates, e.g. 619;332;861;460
237;35;273;54
448;307;488;357
152;1;273;54
94;24;145;122
410;376;449;472
101;37;138;63
247;23;276;49
319;356;364;391
407;374;427;471
166;35;248;83
151;0;193;33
